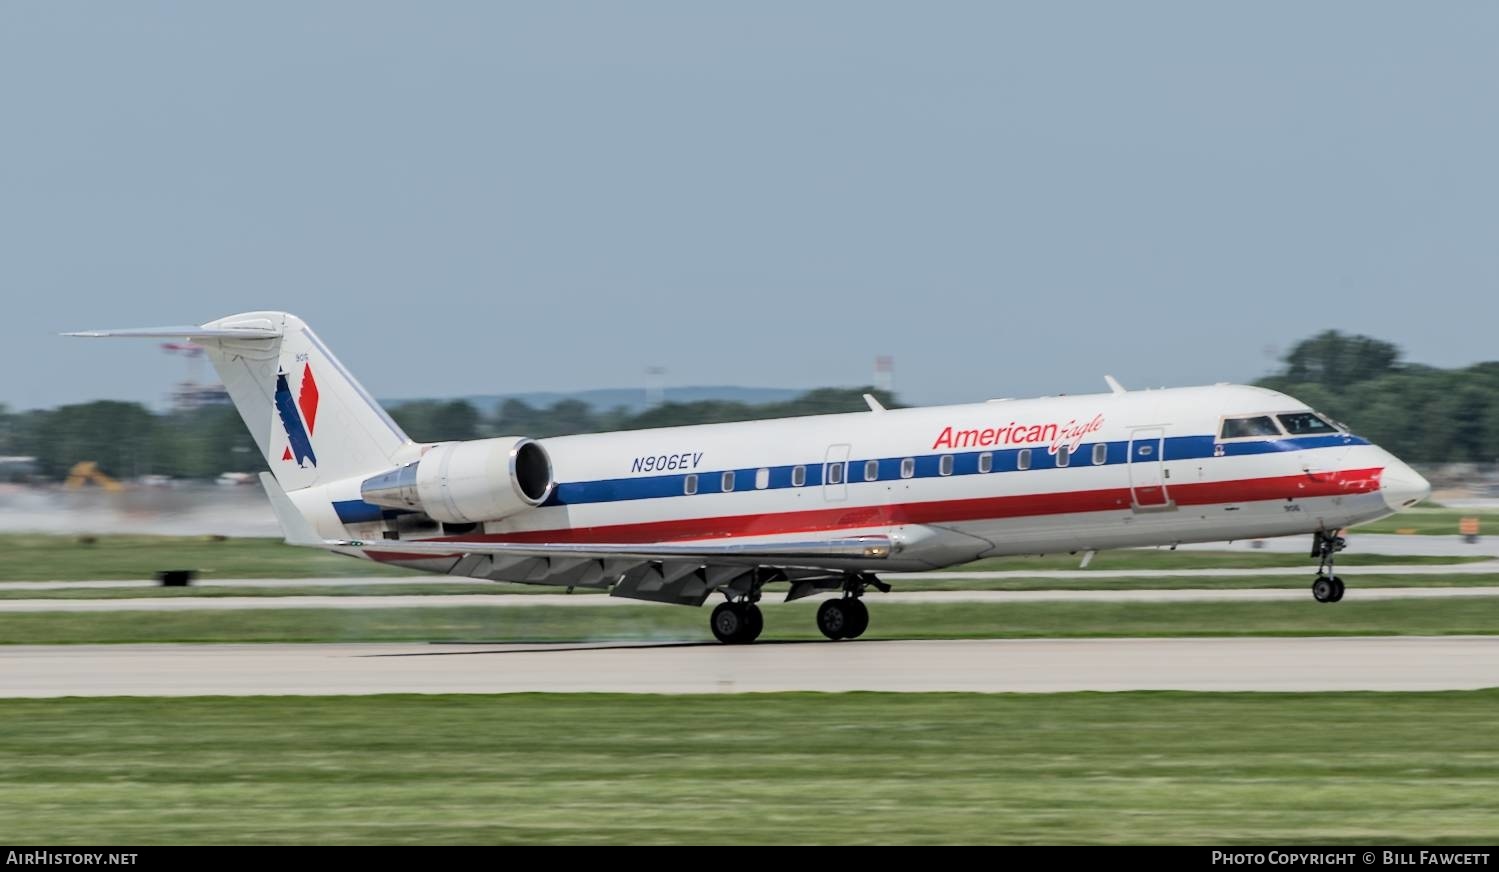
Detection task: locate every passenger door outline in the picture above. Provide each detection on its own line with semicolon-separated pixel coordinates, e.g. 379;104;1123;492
1128;427;1173;511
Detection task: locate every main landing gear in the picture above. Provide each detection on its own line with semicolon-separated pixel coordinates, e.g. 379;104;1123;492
816;597;869;640
710;600;763;644
816;573;888;641
706;573;889;643
1310;529;1347;603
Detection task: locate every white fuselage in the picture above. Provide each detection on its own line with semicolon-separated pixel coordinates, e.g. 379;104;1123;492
298;383;1427;577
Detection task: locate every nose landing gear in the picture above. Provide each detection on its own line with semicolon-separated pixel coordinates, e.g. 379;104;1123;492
1311;530;1347;603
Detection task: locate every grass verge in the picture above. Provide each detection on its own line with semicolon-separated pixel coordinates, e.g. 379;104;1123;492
1;691;1496;844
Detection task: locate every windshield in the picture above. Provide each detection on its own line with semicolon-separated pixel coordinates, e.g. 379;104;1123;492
1277;412;1340;435
1220;416;1282;439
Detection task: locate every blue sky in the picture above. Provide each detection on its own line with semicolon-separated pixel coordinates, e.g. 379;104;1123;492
3;2;1495;410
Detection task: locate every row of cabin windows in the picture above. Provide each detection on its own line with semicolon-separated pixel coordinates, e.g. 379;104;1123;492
682;443;1111;494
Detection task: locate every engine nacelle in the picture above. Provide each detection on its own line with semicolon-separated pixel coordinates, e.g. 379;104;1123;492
359;437;554;524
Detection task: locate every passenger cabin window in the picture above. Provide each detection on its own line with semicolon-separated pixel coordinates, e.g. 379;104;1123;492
1056;445;1070;467
939;455;955;476
1017;449;1032;470
684;474;698;495
900;458;915;479
792;465;806;487
1220;416;1282;439
1092;443;1107;465
827;462;845;485
722;470;735;492
978;452;993;474
864;459;879;482
755;468;769;490
1278;412;1339;436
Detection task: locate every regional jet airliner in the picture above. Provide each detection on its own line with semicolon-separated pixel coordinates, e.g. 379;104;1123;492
72;312;1430;643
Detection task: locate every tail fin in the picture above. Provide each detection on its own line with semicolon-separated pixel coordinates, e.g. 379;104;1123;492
69;311;416;492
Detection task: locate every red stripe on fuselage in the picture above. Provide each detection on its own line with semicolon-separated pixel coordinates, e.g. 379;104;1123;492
393;466;1384;548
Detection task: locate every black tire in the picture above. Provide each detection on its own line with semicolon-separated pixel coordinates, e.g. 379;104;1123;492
1311;576;1335;603
1329;576;1346;603
816;599;850;640
710;602;745;643
842;598;869;639
742;603;764;643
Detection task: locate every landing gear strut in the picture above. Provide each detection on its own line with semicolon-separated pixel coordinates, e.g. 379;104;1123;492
1311;530;1347;603
816;574;887;640
710;600;763;644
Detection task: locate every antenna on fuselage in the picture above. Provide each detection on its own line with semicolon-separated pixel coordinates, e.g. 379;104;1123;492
863;393;886;413
1104;375;1126;395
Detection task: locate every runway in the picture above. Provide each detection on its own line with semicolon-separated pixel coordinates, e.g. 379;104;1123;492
3;636;1496;696
1;585;1498;611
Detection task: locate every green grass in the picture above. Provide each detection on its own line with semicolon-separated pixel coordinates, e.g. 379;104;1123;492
1353;508;1499;536
0;534;417;581
2;596;1497;644
958;551;1486;571
0;534;1484;583
1;692;1496;844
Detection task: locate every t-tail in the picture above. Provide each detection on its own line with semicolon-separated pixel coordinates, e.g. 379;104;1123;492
67;311;419;493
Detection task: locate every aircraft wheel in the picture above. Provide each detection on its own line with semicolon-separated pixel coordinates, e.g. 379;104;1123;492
817;599;851;640
741;603;764;643
842;598;869;639
711;602;752;644
1311;576;1336;603
1329;577;1345;603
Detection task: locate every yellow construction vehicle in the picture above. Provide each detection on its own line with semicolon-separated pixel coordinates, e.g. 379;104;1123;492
64;461;124;492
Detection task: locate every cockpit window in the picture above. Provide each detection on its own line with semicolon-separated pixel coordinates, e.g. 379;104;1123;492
1220;416;1282;439
1278;412;1339;435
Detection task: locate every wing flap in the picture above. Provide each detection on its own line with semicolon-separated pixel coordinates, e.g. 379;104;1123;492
330;535;893;564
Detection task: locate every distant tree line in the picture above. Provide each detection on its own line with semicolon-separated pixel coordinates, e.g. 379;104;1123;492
0;388;899;481
1255;331;1499;464
4;333;1496;481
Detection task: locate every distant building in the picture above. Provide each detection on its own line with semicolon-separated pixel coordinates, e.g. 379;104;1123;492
0;456;38;482
169;381;231;411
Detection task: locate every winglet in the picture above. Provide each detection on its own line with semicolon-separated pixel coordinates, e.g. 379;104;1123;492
258;472;323;546
1104;375;1126;395
863;393;886;413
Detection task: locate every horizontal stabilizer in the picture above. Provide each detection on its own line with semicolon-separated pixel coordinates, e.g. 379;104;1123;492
64;324;282;340
259;473;323;546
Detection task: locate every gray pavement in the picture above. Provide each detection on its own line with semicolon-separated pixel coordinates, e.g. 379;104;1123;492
3;636;1495;696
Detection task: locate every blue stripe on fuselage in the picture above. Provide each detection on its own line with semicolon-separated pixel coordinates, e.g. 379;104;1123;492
537;433;1366;509
332;499;413;525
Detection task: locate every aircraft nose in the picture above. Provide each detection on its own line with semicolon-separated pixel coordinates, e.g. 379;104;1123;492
1381;455;1431;512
